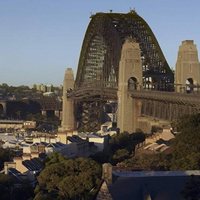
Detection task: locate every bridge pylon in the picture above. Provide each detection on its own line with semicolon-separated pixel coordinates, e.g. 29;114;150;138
175;40;200;93
60;68;76;131
0;101;6;117
117;38;142;133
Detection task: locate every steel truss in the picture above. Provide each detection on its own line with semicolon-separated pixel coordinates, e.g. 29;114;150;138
73;11;174;131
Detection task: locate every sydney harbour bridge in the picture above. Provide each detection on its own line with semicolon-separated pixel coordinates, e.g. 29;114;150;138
65;11;200;133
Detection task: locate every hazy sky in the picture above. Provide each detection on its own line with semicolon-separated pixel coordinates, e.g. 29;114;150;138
0;0;200;86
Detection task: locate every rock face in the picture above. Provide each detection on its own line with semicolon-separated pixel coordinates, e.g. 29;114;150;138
175;40;200;93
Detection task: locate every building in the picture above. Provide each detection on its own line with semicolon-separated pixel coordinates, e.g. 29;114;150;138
46;84;53;92
67;135;96;156
0;120;36;131
4;152;43;176
78;132;109;152
96;164;200;200
97;122;117;136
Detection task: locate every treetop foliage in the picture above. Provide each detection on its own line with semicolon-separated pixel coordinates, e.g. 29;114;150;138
34;153;102;200
110;131;145;153
171;113;200;170
0;147;14;170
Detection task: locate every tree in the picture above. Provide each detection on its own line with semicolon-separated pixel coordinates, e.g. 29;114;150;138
45;152;66;166
112;148;130;164
35;153;102;200
34;192;53;200
110;131;145;154
0;174;34;200
0;148;13;170
90;151;110;164
171;114;200;170
119;153;171;170
108;131;145;165
0;174;13;200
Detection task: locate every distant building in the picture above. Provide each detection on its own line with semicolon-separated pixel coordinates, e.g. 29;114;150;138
46;84;53;92
67;135;97;156
33;83;61;95
43;92;55;97
23;121;37;129
40;84;47;93
78;132;109;152
98;122;117;135
0;120;36;131
33;83;52;93
4;152;43;175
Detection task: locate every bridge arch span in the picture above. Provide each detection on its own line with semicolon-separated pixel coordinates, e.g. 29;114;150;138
76;11;174;90
72;11;175;131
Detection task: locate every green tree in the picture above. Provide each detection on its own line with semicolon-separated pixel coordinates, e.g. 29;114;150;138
90;151;110;164
45;152;66;166
0;174;34;200
34;192;54;200
171;114;200;170
0;174;13;200
108;131;145;165
112;148;130;164
35;153;102;200
110;131;145;154
119;153;171;170
0;148;13;170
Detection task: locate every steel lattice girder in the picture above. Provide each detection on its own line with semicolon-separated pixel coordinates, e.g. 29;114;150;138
75;11;174;91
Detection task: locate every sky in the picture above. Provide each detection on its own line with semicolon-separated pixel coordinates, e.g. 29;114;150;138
0;0;200;86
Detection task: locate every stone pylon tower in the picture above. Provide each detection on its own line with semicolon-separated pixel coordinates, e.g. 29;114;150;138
175;40;200;92
117;38;142;133
61;68;75;131
0;102;6;117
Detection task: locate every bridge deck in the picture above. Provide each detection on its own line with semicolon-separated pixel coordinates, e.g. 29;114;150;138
131;90;200;107
68;86;200;107
67;87;117;100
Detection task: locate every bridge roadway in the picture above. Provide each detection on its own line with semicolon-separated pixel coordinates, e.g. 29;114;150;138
68;82;118;100
131;90;200;107
67;87;117;100
131;90;200;121
69;86;200;107
69;86;200;121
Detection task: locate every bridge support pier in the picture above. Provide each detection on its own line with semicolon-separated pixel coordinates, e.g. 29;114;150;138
61;68;76;131
0;101;6;117
117;38;142;133
54;110;61;119
175;40;200;93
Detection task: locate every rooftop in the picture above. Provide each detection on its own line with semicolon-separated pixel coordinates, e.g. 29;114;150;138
108;170;200;200
22;157;43;172
67;135;86;143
